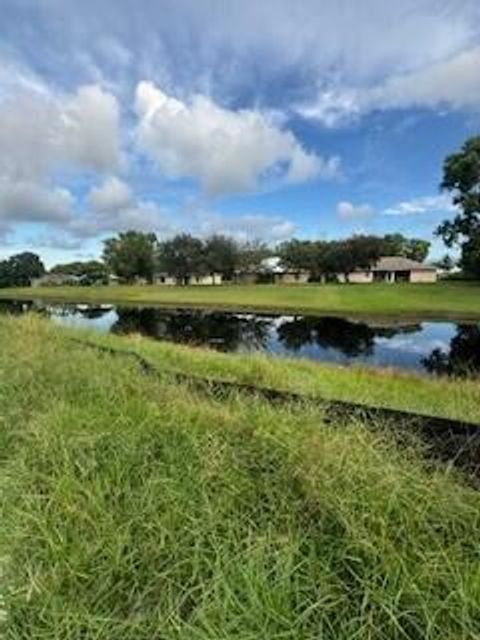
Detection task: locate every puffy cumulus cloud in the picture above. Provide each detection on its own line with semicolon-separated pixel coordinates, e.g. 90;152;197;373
60;85;123;173
71;177;174;239
383;194;456;216
0;84;122;181
0;179;74;223
87;176;133;213
0;82;122;240
0;178;75;239
299;46;480;126
195;211;296;243
336;201;375;220
135;81;339;194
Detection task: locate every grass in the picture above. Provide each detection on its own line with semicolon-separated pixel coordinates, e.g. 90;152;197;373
1;280;480;319
63;323;480;424
1;315;479;639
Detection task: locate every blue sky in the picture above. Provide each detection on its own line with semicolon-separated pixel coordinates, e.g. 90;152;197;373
1;0;479;266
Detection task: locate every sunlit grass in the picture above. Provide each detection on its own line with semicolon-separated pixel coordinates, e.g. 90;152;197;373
0;316;479;639
1;280;480;319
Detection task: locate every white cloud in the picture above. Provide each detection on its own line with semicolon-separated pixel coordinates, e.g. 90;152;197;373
195;211;296;243
0;179;74;224
336;201;375;220
0;84;122;181
72;177;174;239
369;46;480;113
300;46;480;126
0;83;122;238
61;85;122;173
383;194;456;216
135;81;339;194
87;176;133;213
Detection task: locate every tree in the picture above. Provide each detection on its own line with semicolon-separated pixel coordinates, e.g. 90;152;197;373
381;234;430;262
204;235;239;282
50;260;108;284
277;239;322;277
436;136;480;277
0;252;45;287
460;235;480;277
0;261;12;288
103;231;158;283
436;254;455;271
324;236;383;281
381;233;406;257
158;234;206;284
404;238;430;263
237;240;271;271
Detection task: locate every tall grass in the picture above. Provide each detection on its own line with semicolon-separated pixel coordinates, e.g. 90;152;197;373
0;316;479;639
67;324;480;424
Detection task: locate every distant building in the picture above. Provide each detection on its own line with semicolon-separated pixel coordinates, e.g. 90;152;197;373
234;257;310;285
154;272;223;286
32;273;82;287
344;256;437;284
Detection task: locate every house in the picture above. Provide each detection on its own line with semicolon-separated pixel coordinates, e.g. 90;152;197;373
154;272;223;286
189;273;223;285
345;256;437;284
154;273;177;286
234;257;310;285
32;273;82;287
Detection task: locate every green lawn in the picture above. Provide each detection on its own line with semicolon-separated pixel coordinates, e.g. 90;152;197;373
1;280;480;319
1;315;479;639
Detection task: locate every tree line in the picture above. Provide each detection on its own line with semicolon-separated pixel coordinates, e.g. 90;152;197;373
0;232;431;287
100;231;430;283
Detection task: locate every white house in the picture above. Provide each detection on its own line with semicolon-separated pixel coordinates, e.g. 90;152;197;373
345;257;437;284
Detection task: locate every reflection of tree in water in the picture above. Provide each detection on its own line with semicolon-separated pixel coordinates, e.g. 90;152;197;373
0;300;35;315
277;316;421;358
422;324;480;377
277;316;375;356
111;308;272;352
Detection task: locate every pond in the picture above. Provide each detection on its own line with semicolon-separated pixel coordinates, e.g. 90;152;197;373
1;299;480;377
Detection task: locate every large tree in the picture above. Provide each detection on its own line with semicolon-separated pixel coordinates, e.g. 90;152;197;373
278;239;332;281
204;235;239;281
324;236;384;281
158;234;206;284
236;240;271;272
0;252;45;287
103;231;158;283
50;260;108;284
381;234;430;262
436;136;480;277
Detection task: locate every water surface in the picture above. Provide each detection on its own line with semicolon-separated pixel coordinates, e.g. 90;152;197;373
1;299;479;377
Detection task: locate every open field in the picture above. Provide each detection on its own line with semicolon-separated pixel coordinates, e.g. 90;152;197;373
1;280;480;319
1;315;480;639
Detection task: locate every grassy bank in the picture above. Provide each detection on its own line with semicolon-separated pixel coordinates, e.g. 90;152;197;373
1;280;480;319
82;325;480;424
1;316;480;639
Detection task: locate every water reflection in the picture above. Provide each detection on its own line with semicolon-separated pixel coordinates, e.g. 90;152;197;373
111;308;272;352
0;299;479;377
422;325;480;377
276;316;421;357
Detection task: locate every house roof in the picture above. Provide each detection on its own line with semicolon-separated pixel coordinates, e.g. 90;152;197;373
372;256;436;272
